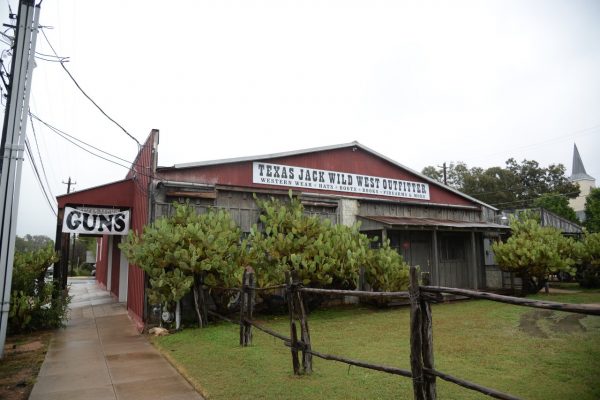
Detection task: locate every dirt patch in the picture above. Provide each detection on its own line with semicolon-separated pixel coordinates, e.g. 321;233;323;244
553;314;586;334
547;287;581;294
4;340;44;354
519;310;553;338
519;310;588;338
106;351;161;362
0;331;52;400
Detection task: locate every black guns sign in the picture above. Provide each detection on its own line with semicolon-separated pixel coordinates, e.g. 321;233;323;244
62;207;130;235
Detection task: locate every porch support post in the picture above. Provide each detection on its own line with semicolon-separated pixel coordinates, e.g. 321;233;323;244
470;231;478;290
432;229;440;286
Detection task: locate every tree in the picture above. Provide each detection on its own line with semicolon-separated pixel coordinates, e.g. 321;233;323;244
584;188;600;232
504;159;579;206
421;159;579;209
421;166;442;183
461;166;519;207
249;193;409;291
533;193;579;223
14;234;53;253
492;217;578;294
120;203;243;327
421;162;469;188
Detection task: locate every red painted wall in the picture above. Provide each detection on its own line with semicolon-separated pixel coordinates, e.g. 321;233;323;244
158;146;476;208
57;179;134;209
124;130;159;328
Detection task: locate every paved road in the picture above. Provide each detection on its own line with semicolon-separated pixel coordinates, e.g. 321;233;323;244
29;279;204;400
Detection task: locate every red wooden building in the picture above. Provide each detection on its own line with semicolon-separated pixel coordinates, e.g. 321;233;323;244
55;130;158;329
55;131;507;328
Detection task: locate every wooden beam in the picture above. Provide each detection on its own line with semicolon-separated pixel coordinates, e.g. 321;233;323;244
421;286;600;316
299;287;410;299
165;190;217;199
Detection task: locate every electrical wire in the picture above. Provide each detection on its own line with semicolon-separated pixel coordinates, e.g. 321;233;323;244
40;117;136;171
471;124;600;163
30;112;133;164
28;112;55;199
39;29;141;148
24;137;57;216
34;54;68;63
488;191;581;208
38;121;152;197
30;112;157;197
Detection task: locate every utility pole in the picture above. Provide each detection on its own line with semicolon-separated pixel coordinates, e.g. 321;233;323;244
62;176;75;193
437;162;447;185
442;162;447;185
0;0;41;359
62;177;75;276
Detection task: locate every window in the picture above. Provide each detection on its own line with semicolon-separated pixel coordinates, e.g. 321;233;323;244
440;235;465;261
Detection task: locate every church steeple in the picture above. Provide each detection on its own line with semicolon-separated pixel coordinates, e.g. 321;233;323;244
570;143;594;181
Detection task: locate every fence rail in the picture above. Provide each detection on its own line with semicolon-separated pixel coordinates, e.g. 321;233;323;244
299;287;410;299
420;285;600;315
204;267;600;400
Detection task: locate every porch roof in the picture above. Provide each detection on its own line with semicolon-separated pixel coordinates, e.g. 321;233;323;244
358;215;510;231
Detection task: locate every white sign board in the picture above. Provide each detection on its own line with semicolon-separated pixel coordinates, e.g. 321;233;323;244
62;206;130;235
253;162;430;200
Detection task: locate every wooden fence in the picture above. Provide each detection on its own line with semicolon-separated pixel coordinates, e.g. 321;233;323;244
205;266;600;400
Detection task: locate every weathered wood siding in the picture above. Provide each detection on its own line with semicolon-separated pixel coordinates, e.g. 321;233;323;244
154;188;338;231
358;201;482;223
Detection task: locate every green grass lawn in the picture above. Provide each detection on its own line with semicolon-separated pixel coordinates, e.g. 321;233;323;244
153;290;600;400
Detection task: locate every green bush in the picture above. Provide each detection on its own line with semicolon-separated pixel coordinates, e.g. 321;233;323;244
9;244;71;334
577;232;600;288
493;217;578;294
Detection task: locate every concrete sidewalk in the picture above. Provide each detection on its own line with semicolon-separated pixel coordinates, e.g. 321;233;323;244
30;279;203;400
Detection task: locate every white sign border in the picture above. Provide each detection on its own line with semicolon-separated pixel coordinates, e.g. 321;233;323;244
252;162;430;200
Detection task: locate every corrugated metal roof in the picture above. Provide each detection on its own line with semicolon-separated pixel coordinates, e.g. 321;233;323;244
160;141;499;211
359;215;509;230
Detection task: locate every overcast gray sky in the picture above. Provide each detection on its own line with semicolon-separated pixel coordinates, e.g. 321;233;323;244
2;0;599;238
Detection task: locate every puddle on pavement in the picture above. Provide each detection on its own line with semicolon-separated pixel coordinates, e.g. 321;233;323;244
519;310;587;338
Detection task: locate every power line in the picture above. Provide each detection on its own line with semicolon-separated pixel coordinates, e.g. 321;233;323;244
30;112;156;196
30;112;133;164
28;112;55;199
39;28;141;148
24;137;57;216
38;115;135;171
489;191;581;208
464;124;600;164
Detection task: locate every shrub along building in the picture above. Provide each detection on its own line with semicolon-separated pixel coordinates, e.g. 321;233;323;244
55;130;508;329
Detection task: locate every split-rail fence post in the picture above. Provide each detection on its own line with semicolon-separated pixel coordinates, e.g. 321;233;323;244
285;271;301;374
420;272;436;400
292;270;313;373
239;267;255;346
285;270;312;374
409;265;426;400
